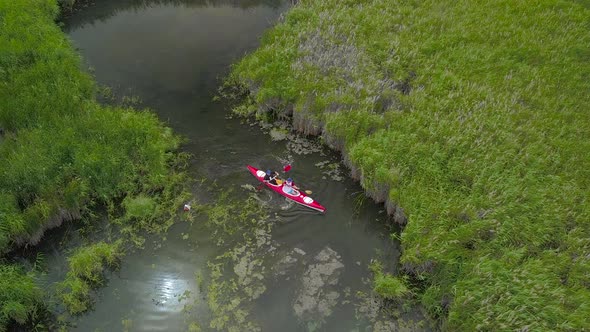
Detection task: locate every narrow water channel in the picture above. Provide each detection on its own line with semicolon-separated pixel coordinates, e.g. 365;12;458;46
41;0;430;330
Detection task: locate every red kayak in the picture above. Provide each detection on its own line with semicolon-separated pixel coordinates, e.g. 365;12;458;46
247;165;326;213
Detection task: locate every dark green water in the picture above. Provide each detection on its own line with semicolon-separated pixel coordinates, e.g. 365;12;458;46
42;0;430;330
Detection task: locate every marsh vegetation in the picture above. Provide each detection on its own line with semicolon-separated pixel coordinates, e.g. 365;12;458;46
0;0;188;329
228;0;590;329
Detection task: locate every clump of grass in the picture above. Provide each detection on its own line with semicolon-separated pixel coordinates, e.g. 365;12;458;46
374;275;410;301
123;194;156;220
369;260;411;301
0;265;43;331
58;241;124;314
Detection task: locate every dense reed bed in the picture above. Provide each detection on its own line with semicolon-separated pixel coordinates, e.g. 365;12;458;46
228;0;590;329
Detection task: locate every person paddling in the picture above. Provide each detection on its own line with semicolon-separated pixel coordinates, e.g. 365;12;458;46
263;169;279;185
283;177;299;195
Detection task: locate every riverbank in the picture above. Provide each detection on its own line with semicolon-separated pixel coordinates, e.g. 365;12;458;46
0;0;188;329
228;0;590;329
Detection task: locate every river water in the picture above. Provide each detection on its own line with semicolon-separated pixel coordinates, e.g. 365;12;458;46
44;0;430;330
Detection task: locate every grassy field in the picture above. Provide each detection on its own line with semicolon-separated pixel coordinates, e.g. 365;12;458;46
229;0;590;329
0;0;188;329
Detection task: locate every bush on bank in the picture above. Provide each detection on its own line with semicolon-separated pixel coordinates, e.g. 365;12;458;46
0;0;188;328
229;0;590;329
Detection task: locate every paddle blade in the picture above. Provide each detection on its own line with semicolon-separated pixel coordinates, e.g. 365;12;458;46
305;190;312;195
283;164;292;172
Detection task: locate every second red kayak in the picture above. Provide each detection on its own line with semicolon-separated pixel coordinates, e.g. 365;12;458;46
247;165;326;213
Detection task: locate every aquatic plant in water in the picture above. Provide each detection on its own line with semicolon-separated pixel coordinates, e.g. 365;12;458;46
57;241;124;315
193;187;275;331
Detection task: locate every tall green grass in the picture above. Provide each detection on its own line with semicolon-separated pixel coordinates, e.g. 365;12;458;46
0;0;188;328
0;265;43;332
0;0;188;250
229;0;590;329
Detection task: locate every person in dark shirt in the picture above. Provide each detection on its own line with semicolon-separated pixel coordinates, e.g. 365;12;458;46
263;170;279;185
